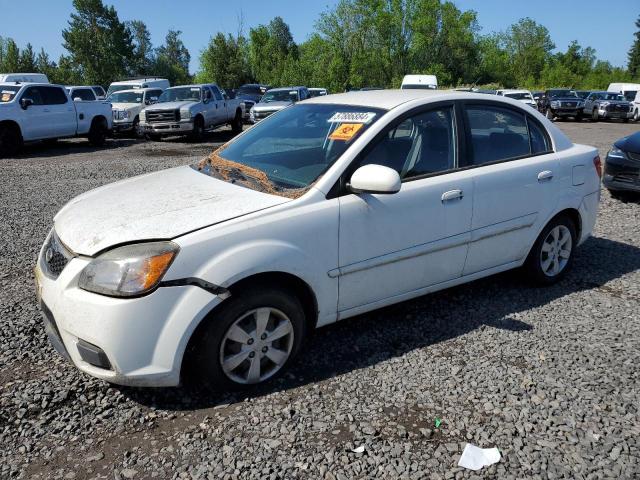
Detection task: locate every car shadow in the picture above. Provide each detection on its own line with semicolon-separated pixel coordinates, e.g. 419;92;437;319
158;128;239;145
119;236;640;410
14;138;140;159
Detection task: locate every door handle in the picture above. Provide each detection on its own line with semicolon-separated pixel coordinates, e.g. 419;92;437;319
537;170;554;182
441;189;464;202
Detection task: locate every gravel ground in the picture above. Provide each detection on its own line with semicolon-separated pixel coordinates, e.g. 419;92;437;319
1;122;639;479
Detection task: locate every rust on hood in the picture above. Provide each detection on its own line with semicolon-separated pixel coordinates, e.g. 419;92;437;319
197;148;311;199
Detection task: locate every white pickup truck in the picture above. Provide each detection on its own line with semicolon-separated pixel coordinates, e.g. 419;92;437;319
139;83;244;141
0;82;113;156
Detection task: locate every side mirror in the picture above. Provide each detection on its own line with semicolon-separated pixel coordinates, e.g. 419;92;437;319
20;98;34;109
73;97;83;102
349;164;401;195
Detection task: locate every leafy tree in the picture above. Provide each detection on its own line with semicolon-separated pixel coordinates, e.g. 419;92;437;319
127;20;154;75
18;43;36;72
52;55;82;85
35;48;58;82
629;15;640;78
249;17;298;85
62;0;134;86
197;33;251;87
154;30;191;85
3;39;20;72
504;18;554;86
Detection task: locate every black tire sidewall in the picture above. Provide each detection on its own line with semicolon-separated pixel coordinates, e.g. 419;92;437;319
191;117;204;141
524;215;577;285
88;120;106;146
0;126;21;157
189;287;307;391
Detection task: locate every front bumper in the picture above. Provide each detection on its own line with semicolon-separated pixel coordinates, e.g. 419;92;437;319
35;256;224;387
603;154;640;192
598;109;633;120
551;108;583;117
112;121;134;133
140;120;194;136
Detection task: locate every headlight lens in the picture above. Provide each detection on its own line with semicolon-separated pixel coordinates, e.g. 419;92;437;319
550;101;559;108
180;109;192;120
79;242;179;297
607;146;626;159
140;110;146;121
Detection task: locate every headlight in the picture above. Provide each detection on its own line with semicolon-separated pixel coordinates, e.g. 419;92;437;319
180;109;192;120
140;111;146;121
79;242;179;297
600;102;610;108
607;146;626;159
550;101;559;108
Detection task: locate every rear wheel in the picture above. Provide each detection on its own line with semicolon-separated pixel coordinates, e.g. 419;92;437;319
185;287;307;391
0;124;23;157
88;118;107;146
190;116;204;142
523;215;576;285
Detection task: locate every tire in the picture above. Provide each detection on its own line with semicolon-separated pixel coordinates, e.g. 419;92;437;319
185;286;307;391
88;118;107;146
633;109;639;122
0;124;23;158
591;108;599;122
146;133;161;142
575;113;582;122
190;116;204;142
523;215;577;286
231;110;243;134
623;117;629;123
545;108;554;121
609;189;626;200
132;117;142;138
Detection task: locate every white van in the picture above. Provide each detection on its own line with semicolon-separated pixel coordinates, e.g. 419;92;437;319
401;74;438;90
608;83;640;120
0;73;49;83
107;78;170;97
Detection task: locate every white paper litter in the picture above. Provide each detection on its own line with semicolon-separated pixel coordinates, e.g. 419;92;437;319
457;443;501;470
351;445;365;453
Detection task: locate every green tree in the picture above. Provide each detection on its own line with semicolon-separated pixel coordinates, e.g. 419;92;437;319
197;32;251;87
249;17;298;85
3;39;21;72
52;55;82;85
35;48;58;82
628;15;640;78
62;0;134;86
18;43;36;72
504;18;554;86
127;20;154;75
154;30;191;85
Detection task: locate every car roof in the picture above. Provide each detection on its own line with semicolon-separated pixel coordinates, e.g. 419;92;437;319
109;88;156;94
501;89;531;94
304;89;461;109
268;86;306;92
166;84;213;89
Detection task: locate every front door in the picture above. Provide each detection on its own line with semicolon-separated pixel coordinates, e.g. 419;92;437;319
337;105;474;313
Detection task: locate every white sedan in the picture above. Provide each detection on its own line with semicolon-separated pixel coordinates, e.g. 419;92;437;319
35;90;601;390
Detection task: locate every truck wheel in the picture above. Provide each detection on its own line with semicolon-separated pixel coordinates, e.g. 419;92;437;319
574;113;582;122
0;124;23;158
545;108;554;121
190;116;204;142
88;118;107;146
634;109;639;122
623;117;629;123
231;110;243;134
591;109;599;122
132;117;142;138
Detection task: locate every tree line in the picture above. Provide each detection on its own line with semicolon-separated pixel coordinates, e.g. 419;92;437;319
1;0;639;92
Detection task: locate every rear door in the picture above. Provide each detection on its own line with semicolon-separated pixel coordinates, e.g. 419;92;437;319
460;102;558;275
210;85;227;125
42;86;77;137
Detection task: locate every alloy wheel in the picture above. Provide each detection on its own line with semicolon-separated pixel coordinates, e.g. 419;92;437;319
219;307;294;384
540;225;572;277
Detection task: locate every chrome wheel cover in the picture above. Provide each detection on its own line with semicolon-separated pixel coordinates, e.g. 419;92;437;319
540;225;572;277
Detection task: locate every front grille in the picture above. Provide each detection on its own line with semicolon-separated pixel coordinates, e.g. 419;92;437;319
40;231;74;279
562;102;577;108
613;174;637;184
628;152;640;163
254;110;275;119
146;109;179;123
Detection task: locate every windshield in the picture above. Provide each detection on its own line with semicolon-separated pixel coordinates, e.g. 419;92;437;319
401;84;437;90
107;84;141;96
505;92;533;101
197;104;385;194
238;86;263;96
602;93;625;101
108;91;143;103
0;86;21;103
623;90;638;101
261;90;298;103
159;87;201;103
549;90;577;98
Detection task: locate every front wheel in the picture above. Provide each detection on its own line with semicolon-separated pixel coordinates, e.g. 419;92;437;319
185;287;307;391
231;110;243;134
591;108;599;122
523;215;576;285
545;108;554;121
0;124;23;157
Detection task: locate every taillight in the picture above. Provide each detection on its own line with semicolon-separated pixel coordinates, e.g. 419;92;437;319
593;155;602;179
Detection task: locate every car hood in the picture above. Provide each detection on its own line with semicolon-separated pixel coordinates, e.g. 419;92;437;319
111;102;142;110
145;101;197;111
550;97;582;102
615;131;640;154
54;165;290;256
253;101;292;111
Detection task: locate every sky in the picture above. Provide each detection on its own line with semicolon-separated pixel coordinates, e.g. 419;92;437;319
0;0;637;73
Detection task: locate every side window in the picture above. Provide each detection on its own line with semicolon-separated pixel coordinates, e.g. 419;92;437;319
211;86;223;101
72;88;95;101
465;105;530;165
21;86;45;105
528;119;552;154
42;87;68;105
359;106;456;179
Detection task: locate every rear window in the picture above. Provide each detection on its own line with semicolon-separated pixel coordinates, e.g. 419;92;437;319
70;88;95;101
0;86;20;103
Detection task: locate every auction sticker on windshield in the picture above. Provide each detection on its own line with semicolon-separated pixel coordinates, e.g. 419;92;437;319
328;112;377;124
329;123;364;141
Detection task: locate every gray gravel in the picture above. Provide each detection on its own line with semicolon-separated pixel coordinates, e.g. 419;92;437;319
1;122;639;479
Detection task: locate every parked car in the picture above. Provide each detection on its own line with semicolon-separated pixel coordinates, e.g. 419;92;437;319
249;86;309;123
539;89;584;121
0;82;112;156
66;86;100;102
90;85;107;100
139;84;244;140
575;90;591;100
497;89;537;108
401;74;438;90
34;90;601;390
531;90;544;107
309;88;329;97
583;91;633;122
0;73;49;83
107;77;170;97
108;88;164;136
608;82;640;121
603;131;640;196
